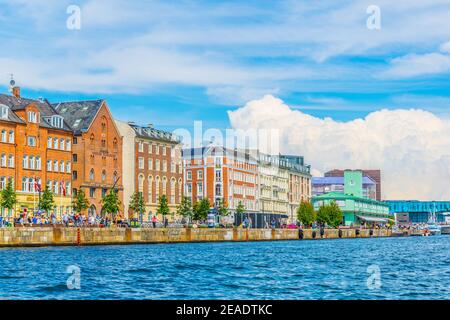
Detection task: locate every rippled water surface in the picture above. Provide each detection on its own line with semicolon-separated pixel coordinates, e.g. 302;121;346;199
1;236;449;299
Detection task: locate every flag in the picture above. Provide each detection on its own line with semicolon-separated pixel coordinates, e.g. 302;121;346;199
34;177;41;192
61;180;66;196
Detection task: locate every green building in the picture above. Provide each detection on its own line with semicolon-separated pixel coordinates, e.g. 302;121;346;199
312;170;391;226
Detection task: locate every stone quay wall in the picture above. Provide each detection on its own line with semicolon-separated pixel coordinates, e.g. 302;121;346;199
0;227;392;247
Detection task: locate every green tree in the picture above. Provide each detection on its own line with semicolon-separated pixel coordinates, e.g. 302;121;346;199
297;201;315;226
327;201;343;228
235;201;245;215
129;191;145;218
217;198;229;216
316;201;343;228
101;189;121;218
40;187;55;212
72;189;90;214
0;179;17;215
177;196;193;221
156;195;170;221
193;198;210;221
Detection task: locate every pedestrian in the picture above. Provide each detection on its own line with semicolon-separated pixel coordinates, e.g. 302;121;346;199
152;215;157;228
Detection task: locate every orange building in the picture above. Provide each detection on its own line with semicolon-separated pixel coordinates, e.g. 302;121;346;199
183;146;258;214
54;100;123;217
0;88;73;217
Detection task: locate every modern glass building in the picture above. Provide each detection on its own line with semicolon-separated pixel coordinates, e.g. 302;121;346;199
312;176;377;200
312;170;391;226
385;200;450;224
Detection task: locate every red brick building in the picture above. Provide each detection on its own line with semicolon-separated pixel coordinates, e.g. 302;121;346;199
183;146;258;213
54;100;123;217
115;121;183;220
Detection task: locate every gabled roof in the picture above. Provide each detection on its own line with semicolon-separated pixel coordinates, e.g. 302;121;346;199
52;100;104;134
0;93;71;131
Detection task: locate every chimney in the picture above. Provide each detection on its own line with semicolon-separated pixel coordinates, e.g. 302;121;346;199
12;86;20;98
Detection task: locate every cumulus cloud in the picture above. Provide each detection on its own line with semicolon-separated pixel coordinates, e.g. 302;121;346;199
228;95;450;200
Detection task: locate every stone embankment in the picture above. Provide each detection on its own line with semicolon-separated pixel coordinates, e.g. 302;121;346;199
0;227;392;247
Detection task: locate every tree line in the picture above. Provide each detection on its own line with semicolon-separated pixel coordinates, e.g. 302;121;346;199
296;200;343;228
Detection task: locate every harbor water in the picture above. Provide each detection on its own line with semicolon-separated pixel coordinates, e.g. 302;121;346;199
0;236;449;300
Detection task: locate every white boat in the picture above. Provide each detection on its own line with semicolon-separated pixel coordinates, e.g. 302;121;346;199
426;223;442;236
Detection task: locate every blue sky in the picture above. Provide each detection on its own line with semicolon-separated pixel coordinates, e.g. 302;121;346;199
1;0;450;132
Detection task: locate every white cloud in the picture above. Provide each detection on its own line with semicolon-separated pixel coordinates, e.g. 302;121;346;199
228;95;450;200
381;52;450;78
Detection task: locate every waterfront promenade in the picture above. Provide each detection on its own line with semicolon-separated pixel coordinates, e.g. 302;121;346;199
0;226;392;247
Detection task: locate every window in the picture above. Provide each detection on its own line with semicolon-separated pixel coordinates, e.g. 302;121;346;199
155;159;160;171
27;136;37;147
66;161;71;173
60;138;65;150
60;160;64;172
148;159;153;170
89;169;94;181
113;171;118;184
187;170;192;181
186;183;192;195
23;155;28;169
8;130;14;143
8;155;14;168
66;139;71;151
138;141;144;152
215;184;222;196
197;182;203;195
102;170;106;182
138;157;144;169
53;160;58;172
72;171;78;180
155;176;160;199
102;188;107;198
90;188;95;198
28;111;38;123
155;145;160;155
148;176;153;202
113;138;117;149
0;105;8;119
29;156;36;170
51;115;64;128
47;137;52;148
0;177;5;189
47;160;52;171
162;160;167;172
72;154;77;162
138;174;144;192
54;181;59;194
171;162;176;173
162;146;167;156
162;177;167;195
0;154;6;167
148;144;153;154
36;157;41;170
197;170;203;179
101;139;106;148
53;137;58;149
22;177;28;192
1;130;6;142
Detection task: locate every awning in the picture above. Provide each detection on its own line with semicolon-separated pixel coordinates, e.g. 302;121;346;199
356;215;389;223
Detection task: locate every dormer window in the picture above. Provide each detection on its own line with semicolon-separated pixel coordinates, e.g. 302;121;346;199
27;111;39;123
51;115;64;128
0;104;8;119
